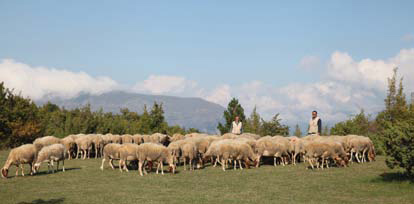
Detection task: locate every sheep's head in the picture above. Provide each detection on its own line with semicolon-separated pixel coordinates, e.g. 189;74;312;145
1;168;8;178
368;151;376;162
33;163;41;173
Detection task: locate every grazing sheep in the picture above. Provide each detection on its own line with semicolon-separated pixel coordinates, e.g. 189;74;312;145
33;144;66;173
100;143;122;170
75;137;92;160
121;134;134;144
136;143;175;176
1;144;37;178
255;137;289;167
288;136;305;165
167;140;187;165
61;135;76;160
347;136;374;163
33;136;61;152
118;143;140;172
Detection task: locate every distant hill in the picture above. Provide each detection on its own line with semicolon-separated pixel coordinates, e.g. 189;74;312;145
36;91;225;133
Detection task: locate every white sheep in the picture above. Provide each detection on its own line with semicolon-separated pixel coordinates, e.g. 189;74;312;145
136;143;175;176
33;136;61;152
100;143;122;170
1;144;37;178
118;143;140;172
33;144;66;173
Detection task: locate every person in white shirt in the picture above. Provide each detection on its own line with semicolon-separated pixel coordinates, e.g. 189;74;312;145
308;110;322;135
231;116;243;135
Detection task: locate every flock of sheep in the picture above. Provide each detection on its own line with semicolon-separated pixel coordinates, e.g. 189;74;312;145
1;132;376;178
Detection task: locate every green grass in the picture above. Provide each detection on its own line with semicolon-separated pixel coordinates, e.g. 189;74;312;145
0;150;413;204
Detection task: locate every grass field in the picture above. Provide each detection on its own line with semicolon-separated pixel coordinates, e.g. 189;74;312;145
0;150;413;204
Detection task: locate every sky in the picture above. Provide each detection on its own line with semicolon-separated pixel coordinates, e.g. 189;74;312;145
1;1;414;129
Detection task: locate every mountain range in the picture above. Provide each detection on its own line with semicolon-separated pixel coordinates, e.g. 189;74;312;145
36;91;225;133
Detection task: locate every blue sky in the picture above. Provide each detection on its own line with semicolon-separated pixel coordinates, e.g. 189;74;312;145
1;1;414;127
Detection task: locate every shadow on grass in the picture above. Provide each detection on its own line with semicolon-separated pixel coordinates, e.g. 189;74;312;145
18;198;65;204
34;167;81;176
372;172;414;183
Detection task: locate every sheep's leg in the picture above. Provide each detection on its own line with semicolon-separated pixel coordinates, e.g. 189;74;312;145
325;159;329;169
50;160;55;173
100;158;106;170
355;152;361;163
239;160;243;170
183;158;187;171
138;161;143;176
190;158;193;171
95;147;98;159
143;161;148;175
29;163;33;175
20;164;25;176
308;158;314;169
62;160;65;172
56;160;60;172
125;161;129;172
349;151;354;163
119;160;123;172
234;160;237;170
109;159;115;169
76;146;80;159
160;161;164;175
362;149;367;163
282;157;286;167
221;158;226;171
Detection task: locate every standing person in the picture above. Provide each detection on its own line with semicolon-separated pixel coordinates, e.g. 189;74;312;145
308;110;321;135
231;116;243;135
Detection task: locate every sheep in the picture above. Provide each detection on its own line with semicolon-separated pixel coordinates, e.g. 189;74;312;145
180;141;198;171
91;134;104;158
150;133;170;145
121;134;134;144
304;142;330;169
1;144;37;178
100;143;122;170
170;133;185;142
136;143;175;176
33;144;66;173
132;134;144;145
255;137;289;167
110;134;121;144
118;143;140;172
61;135;76;160
33;136;61;152
167;140;187;165
75;137;92;160
239;133;261;140
322;141;349;168
287;136;305;165
347;135;374;163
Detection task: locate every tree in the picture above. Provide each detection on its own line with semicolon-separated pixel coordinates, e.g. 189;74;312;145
149;102;168;134
293;124;302;137
217;98;246;134
377;68;414;175
260;114;289;136
244;106;261;134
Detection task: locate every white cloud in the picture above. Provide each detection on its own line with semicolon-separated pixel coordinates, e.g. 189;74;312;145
0;59;119;100
132;75;197;95
328;49;414;93
402;34;414;43
299;55;321;70
202;85;232;106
